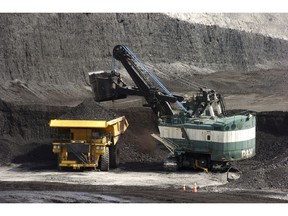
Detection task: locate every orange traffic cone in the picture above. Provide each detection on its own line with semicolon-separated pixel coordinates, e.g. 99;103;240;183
182;184;186;192
192;182;197;193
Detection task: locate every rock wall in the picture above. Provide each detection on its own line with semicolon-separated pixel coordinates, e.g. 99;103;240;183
0;99;67;164
256;111;288;135
0;13;288;104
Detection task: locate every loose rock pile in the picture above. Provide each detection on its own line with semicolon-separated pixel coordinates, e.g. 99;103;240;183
229;112;288;190
59;99;119;120
57;100;169;163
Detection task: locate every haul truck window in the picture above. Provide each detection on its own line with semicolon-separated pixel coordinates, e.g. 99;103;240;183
51;128;71;142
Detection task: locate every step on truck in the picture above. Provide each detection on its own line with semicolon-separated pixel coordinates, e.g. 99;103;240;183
49;116;129;171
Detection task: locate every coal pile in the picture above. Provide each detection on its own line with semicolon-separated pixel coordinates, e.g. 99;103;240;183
0;98;169;167
59;103;170;165
115;107;170;164
0;100;67;165
255;131;288;164
59;99;119;121
229;112;288;190
59;102;170;164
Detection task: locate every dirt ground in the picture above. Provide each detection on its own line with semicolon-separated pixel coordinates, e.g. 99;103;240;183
0;163;287;203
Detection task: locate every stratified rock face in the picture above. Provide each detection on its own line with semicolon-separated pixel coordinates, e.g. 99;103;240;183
0;13;288;104
166;13;288;41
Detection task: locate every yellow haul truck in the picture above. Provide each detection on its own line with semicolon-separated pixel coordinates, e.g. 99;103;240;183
49;116;128;171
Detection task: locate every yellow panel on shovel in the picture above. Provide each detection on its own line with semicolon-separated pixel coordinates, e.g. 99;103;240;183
49;119;108;128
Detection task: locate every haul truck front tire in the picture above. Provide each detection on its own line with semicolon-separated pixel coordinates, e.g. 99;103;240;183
109;144;120;169
100;147;110;171
57;154;62;171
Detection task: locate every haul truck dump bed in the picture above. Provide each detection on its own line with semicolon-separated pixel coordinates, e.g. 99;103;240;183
49;116;128;171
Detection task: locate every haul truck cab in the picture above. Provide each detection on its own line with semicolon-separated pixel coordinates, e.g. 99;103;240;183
49;116;129;171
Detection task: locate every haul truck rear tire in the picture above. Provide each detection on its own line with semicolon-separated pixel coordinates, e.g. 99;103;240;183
109;144;120;169
100;147;109;171
57;154;62;171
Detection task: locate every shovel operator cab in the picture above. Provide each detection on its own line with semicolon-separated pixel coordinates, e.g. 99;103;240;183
49;117;128;171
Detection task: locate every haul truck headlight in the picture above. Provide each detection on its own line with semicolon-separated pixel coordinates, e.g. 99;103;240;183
95;146;106;154
52;145;61;153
